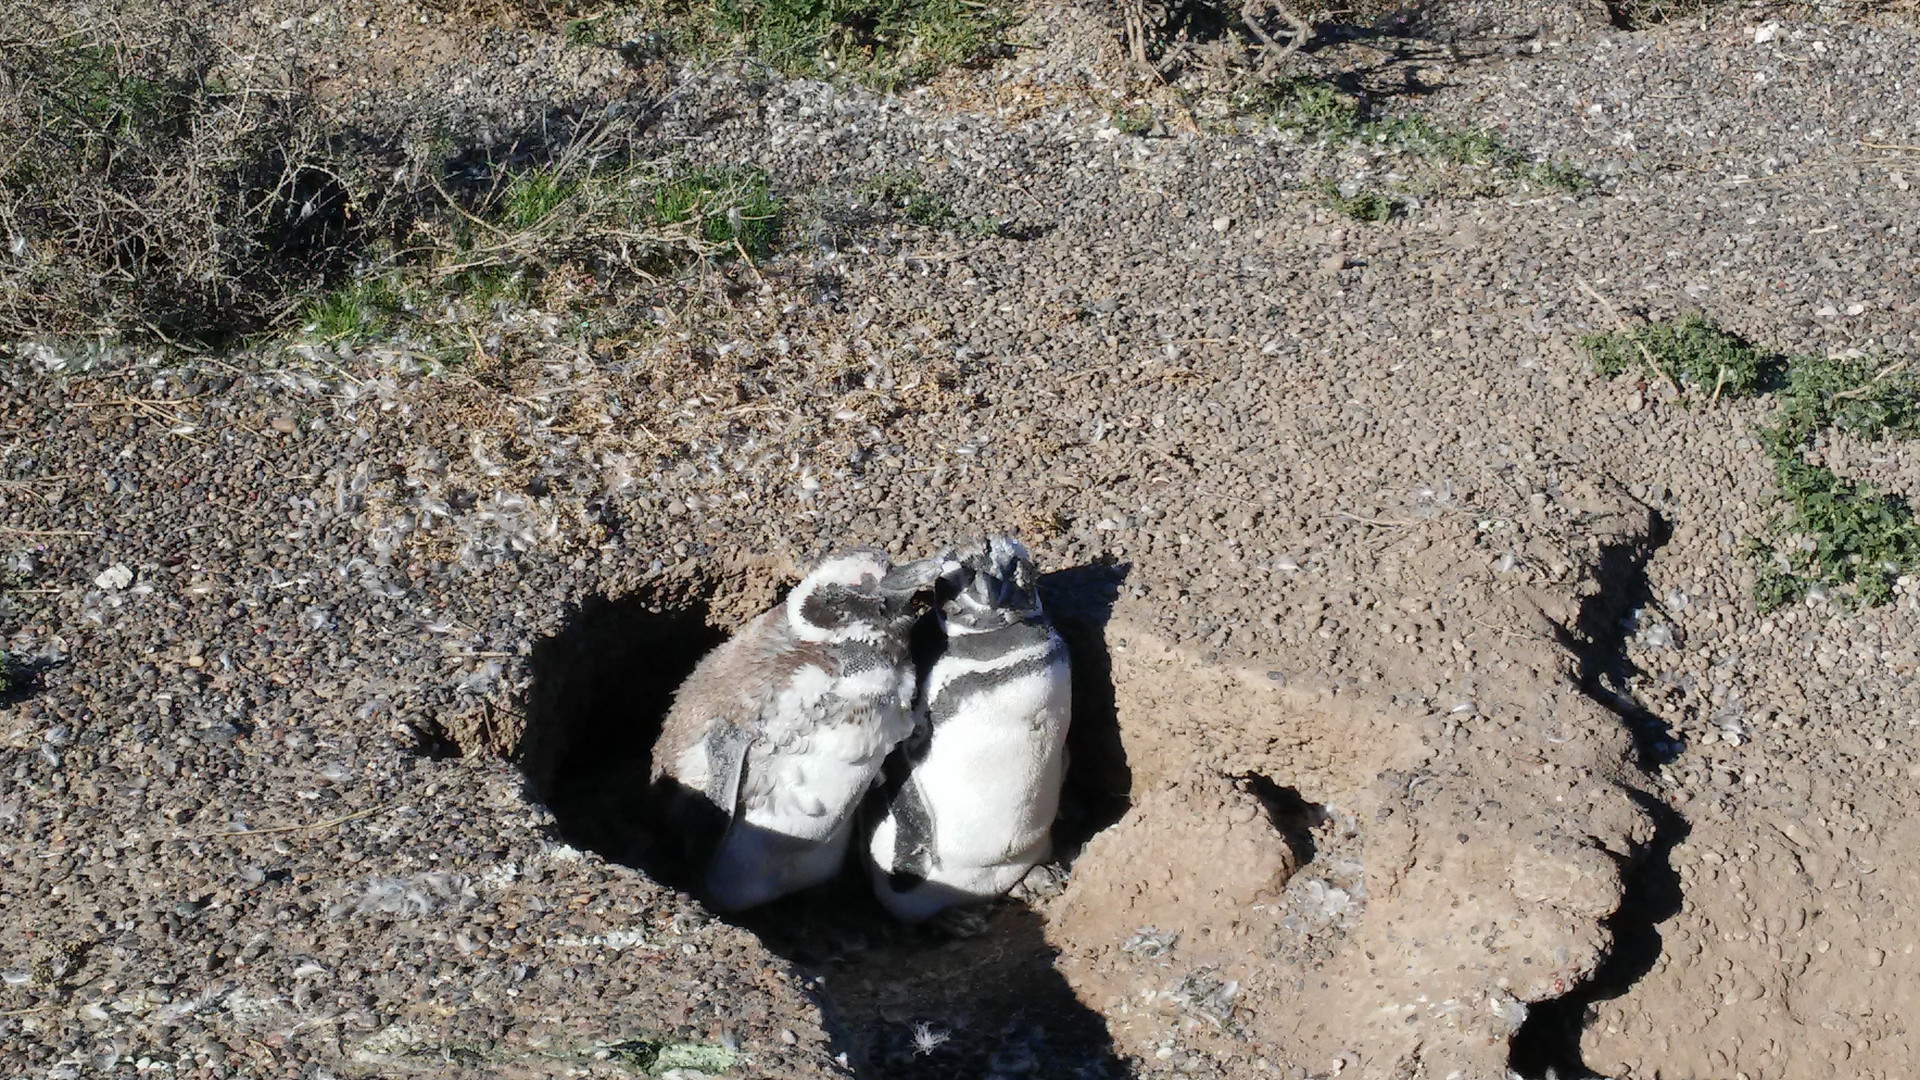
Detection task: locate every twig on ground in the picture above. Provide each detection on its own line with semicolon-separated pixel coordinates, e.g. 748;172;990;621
1240;0;1311;79
1574;275;1684;396
1830;360;1908;401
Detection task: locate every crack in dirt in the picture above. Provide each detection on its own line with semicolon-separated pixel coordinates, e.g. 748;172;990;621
1513;509;1691;1077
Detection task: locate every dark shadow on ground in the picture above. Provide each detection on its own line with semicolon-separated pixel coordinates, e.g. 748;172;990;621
1552;508;1682;768
516;558;1135;1079
1508;791;1689;1078
1520;500;1689;1076
1040;559;1134;861
0;653;55;709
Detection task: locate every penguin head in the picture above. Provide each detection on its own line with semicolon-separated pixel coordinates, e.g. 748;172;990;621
941;535;1043;634
788;550;939;644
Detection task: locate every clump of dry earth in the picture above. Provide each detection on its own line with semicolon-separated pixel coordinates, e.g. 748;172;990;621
2;1;1919;1078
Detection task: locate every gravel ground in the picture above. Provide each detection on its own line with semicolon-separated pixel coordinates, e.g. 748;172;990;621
3;1;1919;1077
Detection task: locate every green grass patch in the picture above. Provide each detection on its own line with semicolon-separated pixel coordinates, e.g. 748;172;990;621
858;172;957;228
1324;185;1402;223
281;155;782;351
707;0;1010;89
1583;318;1920;611
297;276;404;342
499;170;582;231
650;167;780;255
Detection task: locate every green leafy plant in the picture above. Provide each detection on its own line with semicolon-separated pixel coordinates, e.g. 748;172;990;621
1112;105;1154;136
1324;185;1402;223
1583;317;1920;610
706;0;1009;89
604;1037;738;1075
859;172;956;228
1758;454;1919;610
1770;355;1920;448
1580;313;1776;397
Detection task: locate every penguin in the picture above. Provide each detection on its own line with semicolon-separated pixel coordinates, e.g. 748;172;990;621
866;536;1072;922
652;550;940;912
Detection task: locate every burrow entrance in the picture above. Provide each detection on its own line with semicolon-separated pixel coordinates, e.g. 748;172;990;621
513;556;1649;1076
517;563;1143;1078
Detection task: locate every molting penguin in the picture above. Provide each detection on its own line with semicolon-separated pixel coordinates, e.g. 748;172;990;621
652;550;939;911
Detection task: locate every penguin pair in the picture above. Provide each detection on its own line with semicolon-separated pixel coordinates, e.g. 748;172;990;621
650;539;1071;919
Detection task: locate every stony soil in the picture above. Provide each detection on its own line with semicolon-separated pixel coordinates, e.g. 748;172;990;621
3;1;1919;1078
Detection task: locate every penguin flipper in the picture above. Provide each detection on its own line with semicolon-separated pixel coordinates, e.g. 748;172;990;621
671;721;752;872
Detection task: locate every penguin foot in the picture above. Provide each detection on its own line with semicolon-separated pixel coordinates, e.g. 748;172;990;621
1007;862;1070;905
926;905;992;939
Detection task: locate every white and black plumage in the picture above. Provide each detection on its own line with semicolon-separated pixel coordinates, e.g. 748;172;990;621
651;551;939;912
866;536;1072;922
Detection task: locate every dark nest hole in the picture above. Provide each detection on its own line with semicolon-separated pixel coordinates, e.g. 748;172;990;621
517;561;1134;1079
1238;775;1326;868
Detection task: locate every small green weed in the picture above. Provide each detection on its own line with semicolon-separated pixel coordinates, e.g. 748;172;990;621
1259;77;1367;142
1324;185;1402;223
651;167;780;255
604;1037;737;1075
1584;316;1920;610
298;276;403;342
1112;105;1154;136
1580;313;1775;397
706;0;1009;89
562;9;616;46
859;173;956;228
499;170;581;230
1253;78;1592;197
1524;160;1598;195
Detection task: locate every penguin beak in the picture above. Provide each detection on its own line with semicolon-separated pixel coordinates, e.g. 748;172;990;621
878;558;942;607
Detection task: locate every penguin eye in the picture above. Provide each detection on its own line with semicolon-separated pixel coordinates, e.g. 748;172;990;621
800;584;884;630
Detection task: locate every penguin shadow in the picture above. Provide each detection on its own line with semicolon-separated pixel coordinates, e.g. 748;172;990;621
1039;558;1135;861
517;560;1136;1079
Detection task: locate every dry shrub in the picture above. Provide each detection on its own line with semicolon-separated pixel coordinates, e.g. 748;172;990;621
0;9;380;347
0;8;784;356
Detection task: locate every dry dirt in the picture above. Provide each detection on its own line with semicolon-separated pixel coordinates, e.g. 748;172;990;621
3;1;1919;1079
